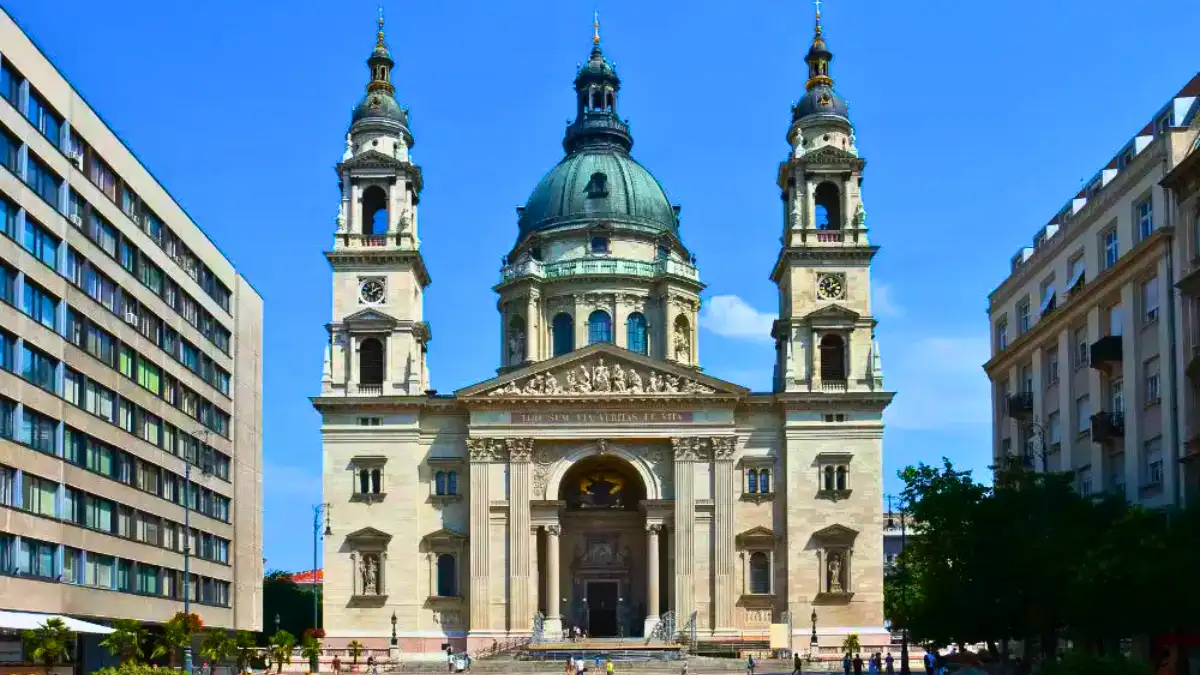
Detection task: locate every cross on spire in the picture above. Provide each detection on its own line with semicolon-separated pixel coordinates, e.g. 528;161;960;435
376;5;386;44
593;11;601;45
813;0;823;34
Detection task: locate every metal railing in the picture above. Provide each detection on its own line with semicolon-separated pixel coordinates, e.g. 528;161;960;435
499;257;700;284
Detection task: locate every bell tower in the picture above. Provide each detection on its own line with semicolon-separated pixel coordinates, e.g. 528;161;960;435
771;5;883;394
323;10;431;396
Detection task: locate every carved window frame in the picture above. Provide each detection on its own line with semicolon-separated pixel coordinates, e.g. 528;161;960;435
422;529;468;603
345;527;392;605
351;456;388;503
736;528;777;601
740;456;777;503
816;451;853;500
428;457;465;504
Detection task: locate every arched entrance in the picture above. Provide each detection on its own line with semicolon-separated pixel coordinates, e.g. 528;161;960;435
553;455;647;638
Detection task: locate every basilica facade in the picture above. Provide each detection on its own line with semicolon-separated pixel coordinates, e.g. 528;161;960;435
315;11;893;655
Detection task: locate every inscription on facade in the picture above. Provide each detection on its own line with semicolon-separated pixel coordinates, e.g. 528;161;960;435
510;411;695;425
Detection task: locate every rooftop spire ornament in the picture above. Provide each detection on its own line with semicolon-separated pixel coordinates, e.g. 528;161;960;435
814;0;823;35
593;11;601;45
377;6;386;45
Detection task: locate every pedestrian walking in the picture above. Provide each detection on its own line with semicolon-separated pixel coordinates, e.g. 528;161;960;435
853;652;864;675
885;652;895;674
332;655;342;674
793;651;804;675
923;650;935;675
606;658;614;675
843;652;853;675
747;654;756;675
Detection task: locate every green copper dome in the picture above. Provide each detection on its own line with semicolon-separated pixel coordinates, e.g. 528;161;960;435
518;148;678;237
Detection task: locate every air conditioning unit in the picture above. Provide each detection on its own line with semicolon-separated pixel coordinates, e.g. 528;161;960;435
68;213;82;226
125;310;139;324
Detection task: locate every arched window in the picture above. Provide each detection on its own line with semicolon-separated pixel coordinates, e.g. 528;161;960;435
507;316;525;365
436;554;457;597
435;471;447;496
447;471;458;495
370;469;381;494
359;469;370;494
747;469;759;494
819;334;846;382
359;338;384;386
586;173;609;199
588;310;612;344
748;552;770;594
590;236;609;253
814;182;842;230
758;469;770;494
836;466;848;491
361;186;389;236
626;313;648;355
552;313;574;357
823;466;835;492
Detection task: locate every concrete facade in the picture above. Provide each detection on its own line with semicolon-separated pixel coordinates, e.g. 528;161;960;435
316;14;892;656
983;73;1200;508
0;8;263;630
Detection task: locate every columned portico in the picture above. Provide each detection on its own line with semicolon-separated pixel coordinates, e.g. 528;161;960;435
644;523;662;636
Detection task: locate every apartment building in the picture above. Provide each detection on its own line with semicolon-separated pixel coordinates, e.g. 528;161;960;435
983;73;1200;508
0;8;263;630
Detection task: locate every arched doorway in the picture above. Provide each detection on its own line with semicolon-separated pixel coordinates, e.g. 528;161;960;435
552;454;649;638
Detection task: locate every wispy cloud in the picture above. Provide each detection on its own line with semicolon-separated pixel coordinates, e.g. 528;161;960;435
700;295;775;342
872;282;905;318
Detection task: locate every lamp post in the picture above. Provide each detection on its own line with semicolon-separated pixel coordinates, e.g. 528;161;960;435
391;611;398;647
182;429;213;675
810;608;818;647
885;495;911;675
313;503;332;631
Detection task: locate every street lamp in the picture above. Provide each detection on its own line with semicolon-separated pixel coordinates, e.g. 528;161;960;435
313;503;332;632
810;609;818;645
885;495;911;675
182;429;213;675
390;611;398;647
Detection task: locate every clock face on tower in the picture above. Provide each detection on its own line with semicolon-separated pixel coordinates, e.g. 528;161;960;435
359;278;386;305
816;273;846;300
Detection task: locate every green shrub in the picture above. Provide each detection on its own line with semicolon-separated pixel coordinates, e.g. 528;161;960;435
93;664;179;675
1038;651;1148;675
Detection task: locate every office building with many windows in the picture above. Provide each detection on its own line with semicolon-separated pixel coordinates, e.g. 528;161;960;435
0;8;263;630
983;73;1200;507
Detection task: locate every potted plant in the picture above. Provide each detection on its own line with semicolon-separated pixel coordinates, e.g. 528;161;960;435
23;618;74;675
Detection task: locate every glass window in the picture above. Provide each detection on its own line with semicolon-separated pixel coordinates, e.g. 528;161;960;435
137;358;161;394
0;398;12;440
88;155;118;201
1103;228;1118;269
626;312;647;355
22;280;58;330
86;552;115;588
25;155;62;208
86;494;114;533
86;212;118;258
1137;198;1154;241
21;343;58;393
0;194;16;240
1076;395;1091;433
117;559;132;591
587;310;612;344
118;345;134;378
18;538;57;579
748;552;770;594
21;406;57;453
62;487;84;525
0;465;13;508
1142;277;1159;323
22;217;59;268
0;61;20;107
22;474;58;517
63;367;82;405
436;554;457;597
996;321;1008;351
0;127;18;176
0;329;13;372
136;563;160;595
26;91;62;146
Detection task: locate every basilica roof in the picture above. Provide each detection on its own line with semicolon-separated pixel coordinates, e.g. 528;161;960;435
516;25;679;243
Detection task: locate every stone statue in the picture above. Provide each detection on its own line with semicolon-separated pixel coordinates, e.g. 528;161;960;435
565;371;579;393
523;374;544;395
593;359;611;392
543;373;562;394
674;324;691;363
508;327;526;364
628;369;644;394
576;365;593;393
647;372;662;393
362;556;378;595
343;133;354;160
828;554;843;593
853;202;866;229
611;363;627;392
663;375;680;394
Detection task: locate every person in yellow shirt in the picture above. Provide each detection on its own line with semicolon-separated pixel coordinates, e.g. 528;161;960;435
606;658;614;675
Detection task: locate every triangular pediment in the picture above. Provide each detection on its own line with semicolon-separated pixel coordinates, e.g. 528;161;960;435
455;342;750;399
805;304;861;324
346;526;393;546
342;308;399;328
812;523;859;544
736;526;777;547
338;149;410;171
421;528;468;549
799;145;865;167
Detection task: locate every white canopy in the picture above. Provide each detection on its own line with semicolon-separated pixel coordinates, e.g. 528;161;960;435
0;610;115;635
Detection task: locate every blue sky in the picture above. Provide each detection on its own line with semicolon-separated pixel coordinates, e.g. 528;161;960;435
8;1;1199;572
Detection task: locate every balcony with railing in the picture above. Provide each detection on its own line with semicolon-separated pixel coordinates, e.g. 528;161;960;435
334;232;416;250
1089;335;1123;372
1006;392;1034;420
1090;411;1125;443
499;256;700;284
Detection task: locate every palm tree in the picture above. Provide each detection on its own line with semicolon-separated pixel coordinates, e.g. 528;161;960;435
300;635;322;673
232;631;257;673
152;613;199;667
347;640;364;666
99;619;147;663
268;630;296;674
200;630;235;666
23;618;74;675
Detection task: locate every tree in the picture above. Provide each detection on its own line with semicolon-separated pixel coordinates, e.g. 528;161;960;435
841;633;861;655
100;619;148;664
151;612;202;667
262;571;322;645
232;631;258;673
300;633;323;673
199;630;234;665
23;618;74;675
268;630;296;674
347;640;364;665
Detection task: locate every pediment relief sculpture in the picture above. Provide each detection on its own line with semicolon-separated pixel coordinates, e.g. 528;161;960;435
486;357;715;397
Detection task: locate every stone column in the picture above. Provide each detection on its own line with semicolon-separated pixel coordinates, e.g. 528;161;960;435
525;293;538;362
644;524;662;636
671;437;701;635
467;439;494;633
711;437;737;633
507;439;533;632
544;524;563;637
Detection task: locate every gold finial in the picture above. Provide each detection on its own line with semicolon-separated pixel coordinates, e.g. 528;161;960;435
377;6;386;44
814;0;823;35
593;11;601;45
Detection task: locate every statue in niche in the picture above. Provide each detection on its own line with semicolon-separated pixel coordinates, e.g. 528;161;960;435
827;553;843;593
508;326;526;364
853;202;867;229
343;133;353;160
361;555;379;595
674;324;691;363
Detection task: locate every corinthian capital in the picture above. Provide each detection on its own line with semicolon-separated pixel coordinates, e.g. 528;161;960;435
671;437;704;462
710;436;737;461
506;438;534;462
467;438;507;463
